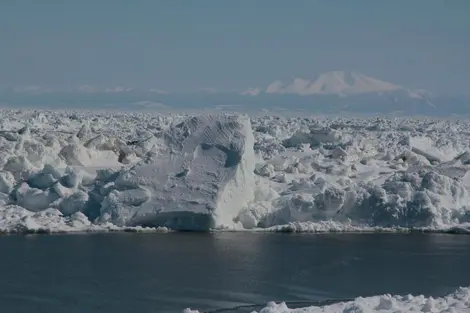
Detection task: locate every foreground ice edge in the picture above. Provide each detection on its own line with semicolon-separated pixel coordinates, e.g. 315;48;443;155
184;286;470;313
3;109;470;234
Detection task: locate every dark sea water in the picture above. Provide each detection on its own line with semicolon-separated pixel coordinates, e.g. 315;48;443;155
0;232;469;313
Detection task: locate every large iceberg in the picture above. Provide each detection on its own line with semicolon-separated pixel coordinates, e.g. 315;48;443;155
98;114;256;230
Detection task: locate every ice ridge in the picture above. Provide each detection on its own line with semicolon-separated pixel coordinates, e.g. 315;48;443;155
1;110;470;233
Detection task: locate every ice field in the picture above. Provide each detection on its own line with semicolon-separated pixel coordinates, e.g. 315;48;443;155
1;109;470;233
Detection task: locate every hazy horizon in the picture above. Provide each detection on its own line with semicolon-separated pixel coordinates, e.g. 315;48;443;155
1;1;469;95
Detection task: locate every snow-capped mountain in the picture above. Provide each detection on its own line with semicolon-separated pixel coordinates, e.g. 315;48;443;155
243;71;424;97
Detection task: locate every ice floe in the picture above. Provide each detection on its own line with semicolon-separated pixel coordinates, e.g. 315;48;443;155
184;286;470;313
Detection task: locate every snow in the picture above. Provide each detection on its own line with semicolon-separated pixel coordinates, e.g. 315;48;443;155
184;286;470;313
2;109;470;233
263;71;404;96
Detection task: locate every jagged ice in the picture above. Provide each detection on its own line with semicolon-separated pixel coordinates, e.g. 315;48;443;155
1;109;470;233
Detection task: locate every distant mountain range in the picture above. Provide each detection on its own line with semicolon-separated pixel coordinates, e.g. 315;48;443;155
1;71;469;116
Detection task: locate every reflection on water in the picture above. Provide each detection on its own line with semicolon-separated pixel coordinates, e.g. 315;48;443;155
0;233;469;313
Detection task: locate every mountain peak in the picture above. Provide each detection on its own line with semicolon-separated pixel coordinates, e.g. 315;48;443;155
258;71;405;96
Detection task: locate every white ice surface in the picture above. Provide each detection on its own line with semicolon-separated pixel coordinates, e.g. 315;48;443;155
184;286;470;313
99;114;256;230
2;110;470;233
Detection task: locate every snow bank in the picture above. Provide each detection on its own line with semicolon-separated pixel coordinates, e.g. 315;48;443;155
184;286;470;313
2;110;470;233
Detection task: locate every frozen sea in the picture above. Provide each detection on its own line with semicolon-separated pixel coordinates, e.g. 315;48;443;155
1;232;469;313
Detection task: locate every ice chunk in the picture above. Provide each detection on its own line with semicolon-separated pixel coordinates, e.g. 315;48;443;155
255;163;275;178
28;173;57;189
15;183;60;212
61;167;84;188
59;191;89;215
0;171;16;194
76;123;92;141
99;114;256;230
408;136;457;163
59;143;93;166
396;150;431;166
3;156;36;181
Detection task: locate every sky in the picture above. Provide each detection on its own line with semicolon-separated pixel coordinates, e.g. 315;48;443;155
1;0;469;95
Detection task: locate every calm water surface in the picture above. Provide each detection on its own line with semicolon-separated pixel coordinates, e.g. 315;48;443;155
0;232;469;313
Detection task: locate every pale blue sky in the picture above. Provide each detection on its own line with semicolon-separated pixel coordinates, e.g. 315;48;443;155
1;0;469;94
